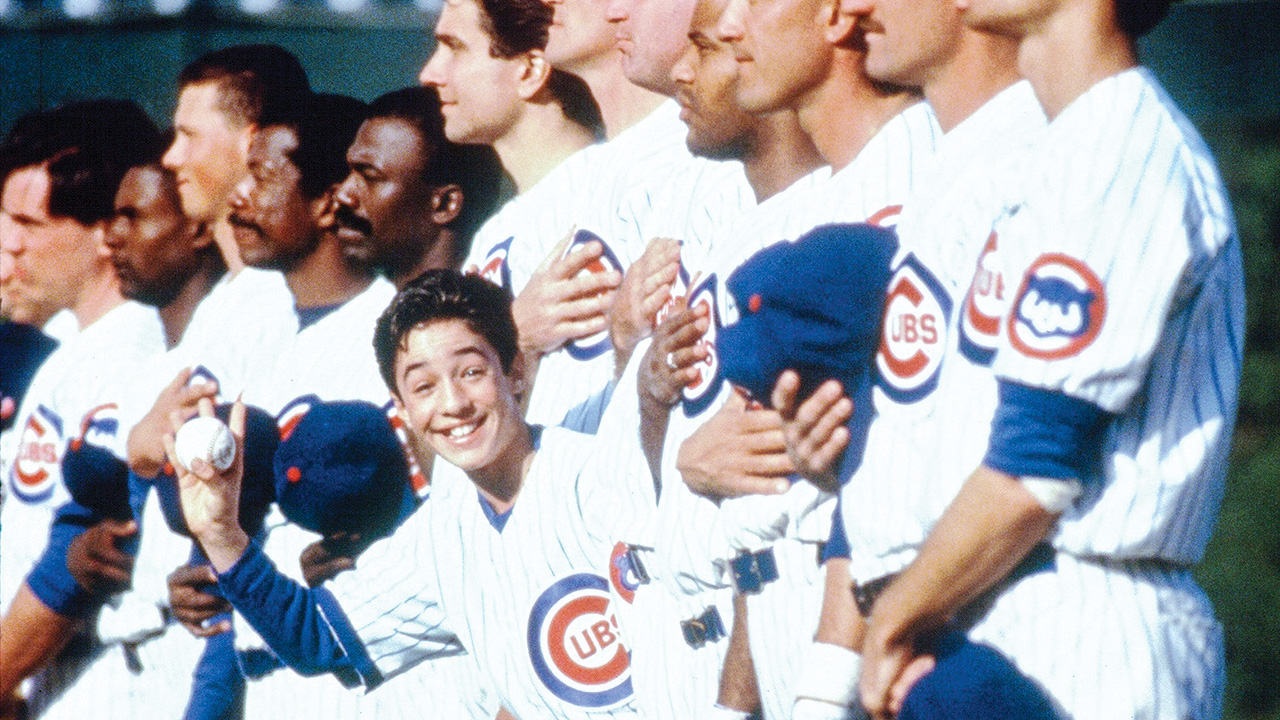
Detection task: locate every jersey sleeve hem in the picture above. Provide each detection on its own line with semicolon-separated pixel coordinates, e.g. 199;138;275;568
982;380;1112;482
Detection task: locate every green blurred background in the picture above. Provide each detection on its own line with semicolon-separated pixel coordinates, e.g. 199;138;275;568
2;0;1279;716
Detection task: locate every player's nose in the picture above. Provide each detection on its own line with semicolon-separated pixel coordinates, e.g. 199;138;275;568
716;0;747;43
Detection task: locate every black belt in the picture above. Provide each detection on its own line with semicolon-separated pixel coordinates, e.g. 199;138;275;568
853;542;1056;618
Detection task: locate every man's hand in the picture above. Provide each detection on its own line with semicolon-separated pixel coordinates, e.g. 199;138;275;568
611;237;681;374
299;534;364;588
161;397;249;572
639;304;710;410
771;371;852;492
166;564;231;637
677;389;794;500
128;368;219;478
67;519;138;595
858;619;937;718
511;232;622;358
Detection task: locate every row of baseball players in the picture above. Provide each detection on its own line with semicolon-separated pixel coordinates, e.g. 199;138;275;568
0;0;1242;716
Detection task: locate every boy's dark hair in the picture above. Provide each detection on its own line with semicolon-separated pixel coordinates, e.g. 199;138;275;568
476;0;604;140
259;93;368;200
366;87;509;260
374;269;518;393
1115;0;1174;38
177;44;311;128
1;99;161;226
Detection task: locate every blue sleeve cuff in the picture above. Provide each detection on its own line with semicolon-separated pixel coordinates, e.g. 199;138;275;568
183;626;246;720
216;540;360;684
983;380;1112;482
26;500;111;618
821;498;851;562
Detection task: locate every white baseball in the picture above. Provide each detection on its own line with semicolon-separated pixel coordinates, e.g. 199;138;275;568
174;416;236;472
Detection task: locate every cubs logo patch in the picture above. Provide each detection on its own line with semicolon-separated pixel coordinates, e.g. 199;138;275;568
70;403;120;451
959;232;1007;366
609;543;641;604
653;262;691;327
276;394;321;443
527;572;632;709
1008;253;1106;360
564;230;624;361
384;399;428;497
866;204;904;228
186;365;221;391
11;404;64;503
681;274;722;419
876;254;951;403
478;236;514;296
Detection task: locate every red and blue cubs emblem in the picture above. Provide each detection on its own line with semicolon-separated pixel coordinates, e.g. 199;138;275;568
70;403;120;452
527;572;633;709
876;254;951;403
1008;253;1106;360
477;236;514;296
866;204;903;228
384;399;429;497
959;231;1007;366
609;542;642;604
680;274;722;419
654;262;691;327
276;394;320;443
10;404;64;503
564;230;624;361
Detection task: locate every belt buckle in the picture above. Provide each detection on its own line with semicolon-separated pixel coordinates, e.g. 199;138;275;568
730;548;780;595
680;606;726;649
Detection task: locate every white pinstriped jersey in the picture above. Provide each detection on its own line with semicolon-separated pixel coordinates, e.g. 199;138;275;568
0;301;166;718
838;81;1047;583
226;276;495;720
521;100;707;433
328;426;646;720
985;68;1242;563
870;69;1238;720
1;301;163;606
116;267;298;440
619;103;939;720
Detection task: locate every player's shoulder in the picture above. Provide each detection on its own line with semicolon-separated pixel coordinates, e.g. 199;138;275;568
1035;68;1233;248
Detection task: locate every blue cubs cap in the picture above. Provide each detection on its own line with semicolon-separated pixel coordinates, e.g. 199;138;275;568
899;630;1059;720
152;402;279;538
717;222;897;484
62;442;132;522
272;400;416;538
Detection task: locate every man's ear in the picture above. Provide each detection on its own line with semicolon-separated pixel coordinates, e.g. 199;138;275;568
824;0;860;45
516;51;554;101
508;350;528;398
312;187;339;226
91;222;111;259
237;123;257;162
188;221;215;252
430;184;464;226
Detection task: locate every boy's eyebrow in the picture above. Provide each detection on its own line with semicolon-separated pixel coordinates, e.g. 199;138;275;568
398;344;490;381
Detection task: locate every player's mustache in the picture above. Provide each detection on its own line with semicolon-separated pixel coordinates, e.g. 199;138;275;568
333;204;372;236
227;212;265;237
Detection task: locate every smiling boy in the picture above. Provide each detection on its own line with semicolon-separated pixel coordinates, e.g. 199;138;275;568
171;270;648;719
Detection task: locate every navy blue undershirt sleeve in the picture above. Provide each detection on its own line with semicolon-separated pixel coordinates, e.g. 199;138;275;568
983;380;1113;482
215;540;366;687
26;499;101;618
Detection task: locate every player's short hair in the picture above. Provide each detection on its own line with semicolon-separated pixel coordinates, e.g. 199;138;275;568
374;269;519;392
475;0;604;140
1115;0;1175;38
365;86;508;259
176;44;311;128
0;99;161;226
259;93;367;200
